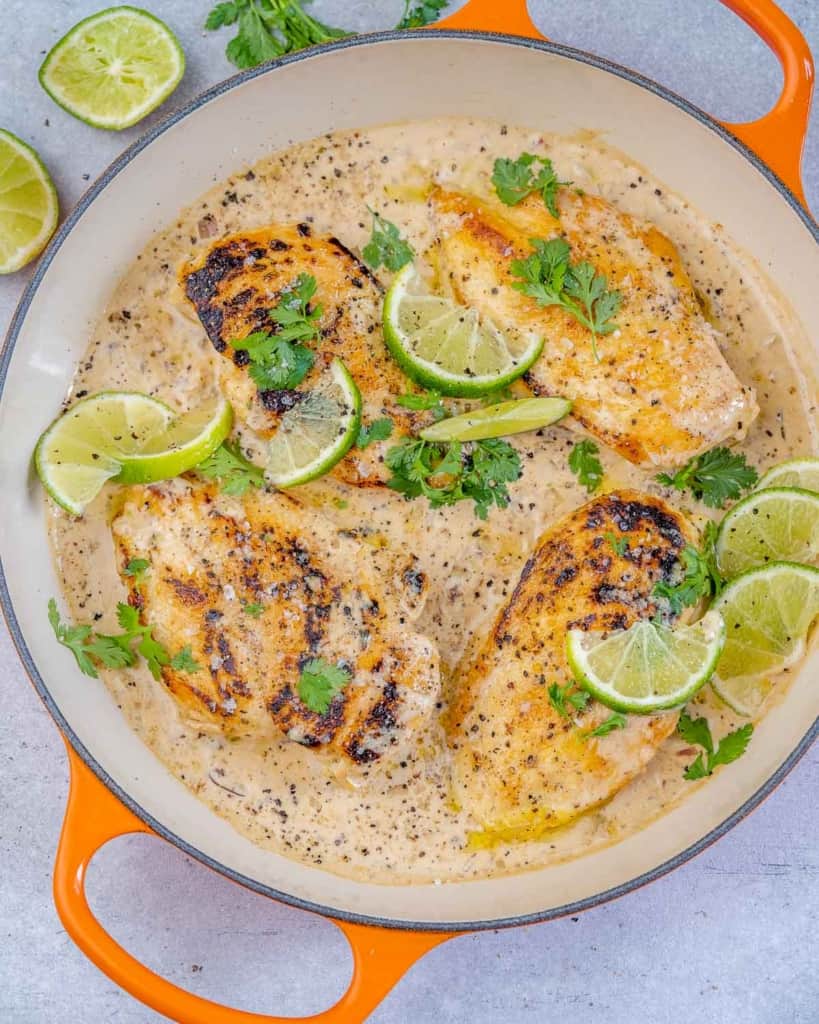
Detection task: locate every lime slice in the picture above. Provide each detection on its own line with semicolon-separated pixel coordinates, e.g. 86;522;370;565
383;264;543;397
566;610;726;714
115;396;232;484
35;391;174;514
711;562;819;715
715;486;819;577
0;129;59;274
39;6;185;131
756;457;819;494
266;359;361;488
420;396;571;442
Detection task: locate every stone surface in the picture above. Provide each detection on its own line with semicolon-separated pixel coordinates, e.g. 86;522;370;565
0;2;816;1021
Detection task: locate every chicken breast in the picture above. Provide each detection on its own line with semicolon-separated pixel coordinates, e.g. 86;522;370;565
431;187;758;466
180;224;420;484
445;490;698;844
112;479;439;764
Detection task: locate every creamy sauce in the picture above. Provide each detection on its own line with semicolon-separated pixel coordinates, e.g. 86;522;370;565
50;118;817;884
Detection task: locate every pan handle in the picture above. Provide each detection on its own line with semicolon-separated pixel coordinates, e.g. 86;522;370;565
436;0;814;204
54;742;453;1023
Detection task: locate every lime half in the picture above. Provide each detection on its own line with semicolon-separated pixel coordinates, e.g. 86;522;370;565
756;457;819;494
715;486;819;577
0;129;59;274
115;396;232;484
420;396;571;442
566;611;726;714
383;264;543;397
266;359;361;488
39;6;185;131
711;562;819;715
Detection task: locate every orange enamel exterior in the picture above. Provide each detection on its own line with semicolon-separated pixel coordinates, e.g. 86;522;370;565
51;1;814;1021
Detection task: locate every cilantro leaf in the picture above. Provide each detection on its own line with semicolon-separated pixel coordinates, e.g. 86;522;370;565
170;646;202;674
298;657;351;714
196;442;265;497
356;417;393;449
653;545;713;615
269;272;322;341
206;0;347;70
677;710;754;779
568;439;603;493
604;532;628;556
585;712;627;738
548;681;591;718
396;0;448;29
48;598;98;678
492;153;569;217
362;209;414;272
395;390;446;421
124;558;150;586
656;446;758;509
242;601;264;617
385;437;521;520
85;633;138;670
510;237;620;361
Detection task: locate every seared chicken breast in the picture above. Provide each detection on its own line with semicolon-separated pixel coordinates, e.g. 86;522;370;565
112;479;439;764
446;490;698;843
431;188;758;466
180;225;420;484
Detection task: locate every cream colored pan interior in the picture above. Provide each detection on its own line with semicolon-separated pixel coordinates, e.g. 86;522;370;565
1;34;817;927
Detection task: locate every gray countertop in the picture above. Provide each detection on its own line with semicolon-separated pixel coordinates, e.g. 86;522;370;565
1;2;817;1021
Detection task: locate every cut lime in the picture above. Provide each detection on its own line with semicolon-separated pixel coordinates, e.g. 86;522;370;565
0;129;59;274
39;6;185;131
115;396;232;484
566;610;725;714
383;263;543;397
266;359;361;488
420;396;571;442
711;562;819;715
715;486;819;577
755;457;819;494
35;391;173;514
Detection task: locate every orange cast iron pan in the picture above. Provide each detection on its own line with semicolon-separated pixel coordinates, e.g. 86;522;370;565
5;0;814;1020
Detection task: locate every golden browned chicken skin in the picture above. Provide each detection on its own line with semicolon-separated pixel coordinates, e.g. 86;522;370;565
446;490;699;844
431;187;758;466
112;479;439;764
180;224;422;484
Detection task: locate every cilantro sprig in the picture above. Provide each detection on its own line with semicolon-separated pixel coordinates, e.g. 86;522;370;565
230;273;321;392
298;657;351;714
585;712;628;739
656;446;758;509
48;599;199;681
510;238;621;361
362;209;414;272
492;153;569;217
568;439;603;493
123;558;150;587
677;710;754;780
196;441;265;496
604;532;628;557
356;417;393;449
395;389;447;421
653;545;713;615
548;681;591;718
396;0;449;29
385;436;522;520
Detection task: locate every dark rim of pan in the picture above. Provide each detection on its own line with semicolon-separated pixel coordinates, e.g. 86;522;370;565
1;30;817;933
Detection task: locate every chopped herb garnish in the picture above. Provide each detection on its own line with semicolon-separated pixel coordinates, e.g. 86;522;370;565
123;558;150;586
362;209;414;272
298;657;351;714
656;446;758;509
396;0;449;29
653;544;713;615
196;441;265;496
604;532;628;557
548;681;591;718
510;237;622;361
242;602;264;617
568;439;604;493
395;389;447;420
491;153;569;217
356;416;394;449
170;645;202;674
585;712;628;738
385;436;521;520
677;710;754;780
